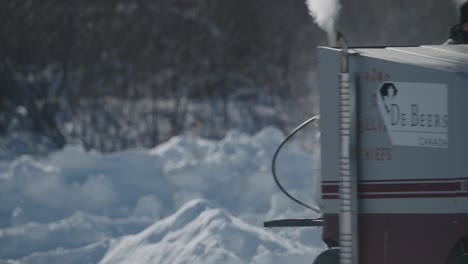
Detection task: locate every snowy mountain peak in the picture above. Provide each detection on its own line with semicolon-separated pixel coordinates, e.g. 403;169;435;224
100;199;318;264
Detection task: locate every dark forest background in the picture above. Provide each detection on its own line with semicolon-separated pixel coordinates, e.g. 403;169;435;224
0;0;458;158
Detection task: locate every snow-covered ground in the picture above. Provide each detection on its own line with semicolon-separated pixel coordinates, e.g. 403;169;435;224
0;127;324;263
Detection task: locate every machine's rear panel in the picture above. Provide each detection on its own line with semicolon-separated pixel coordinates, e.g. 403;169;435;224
319;46;468;213
318;46;468;264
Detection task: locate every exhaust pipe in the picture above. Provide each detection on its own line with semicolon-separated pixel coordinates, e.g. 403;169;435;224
336;32;359;264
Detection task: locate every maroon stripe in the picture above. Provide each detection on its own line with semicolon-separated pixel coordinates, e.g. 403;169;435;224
323;192;468;200
359;177;468;183
322;195;339;199
322;185;339;193
322;182;461;194
359;182;460;192
359;193;458;199
323;177;468;184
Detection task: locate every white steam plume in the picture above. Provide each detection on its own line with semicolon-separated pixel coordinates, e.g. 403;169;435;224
305;0;341;33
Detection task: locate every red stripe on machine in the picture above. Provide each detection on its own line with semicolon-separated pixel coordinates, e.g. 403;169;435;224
322;177;468;184
359;193;457;199
322;193;468;199
322;195;339;199
322;185;339;193
321;179;468;199
359;182;460;192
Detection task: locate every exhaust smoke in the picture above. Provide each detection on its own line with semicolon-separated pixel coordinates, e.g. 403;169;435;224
305;0;341;46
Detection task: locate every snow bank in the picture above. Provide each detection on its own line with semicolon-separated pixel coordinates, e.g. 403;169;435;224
0;127;323;263
100;199;320;264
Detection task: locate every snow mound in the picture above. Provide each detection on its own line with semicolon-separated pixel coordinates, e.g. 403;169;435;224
0;127;323;263
0;213;150;260
7;240;110;264
100;199;319;264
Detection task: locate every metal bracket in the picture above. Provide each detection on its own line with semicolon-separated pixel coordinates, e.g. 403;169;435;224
263;218;323;228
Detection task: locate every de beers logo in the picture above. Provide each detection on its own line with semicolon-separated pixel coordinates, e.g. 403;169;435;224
376;82;448;148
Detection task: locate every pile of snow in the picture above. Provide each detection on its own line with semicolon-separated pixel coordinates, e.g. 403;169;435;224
101;199;321;264
0;127;323;263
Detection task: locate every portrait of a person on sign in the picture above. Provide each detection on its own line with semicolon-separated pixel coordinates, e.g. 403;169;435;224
379;83;398;113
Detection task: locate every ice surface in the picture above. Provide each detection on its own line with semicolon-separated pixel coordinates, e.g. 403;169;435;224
0;127;324;263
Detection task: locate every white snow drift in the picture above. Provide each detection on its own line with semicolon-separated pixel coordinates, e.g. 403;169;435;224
0;127;323;263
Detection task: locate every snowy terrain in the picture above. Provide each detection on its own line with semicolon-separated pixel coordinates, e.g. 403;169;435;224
0;127;324;263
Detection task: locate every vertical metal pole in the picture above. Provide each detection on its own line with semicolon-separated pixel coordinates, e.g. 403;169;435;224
337;33;358;264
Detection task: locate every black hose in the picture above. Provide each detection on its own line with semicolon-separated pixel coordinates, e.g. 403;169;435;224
271;115;321;214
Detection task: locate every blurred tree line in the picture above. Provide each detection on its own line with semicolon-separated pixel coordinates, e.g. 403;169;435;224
0;0;456;157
